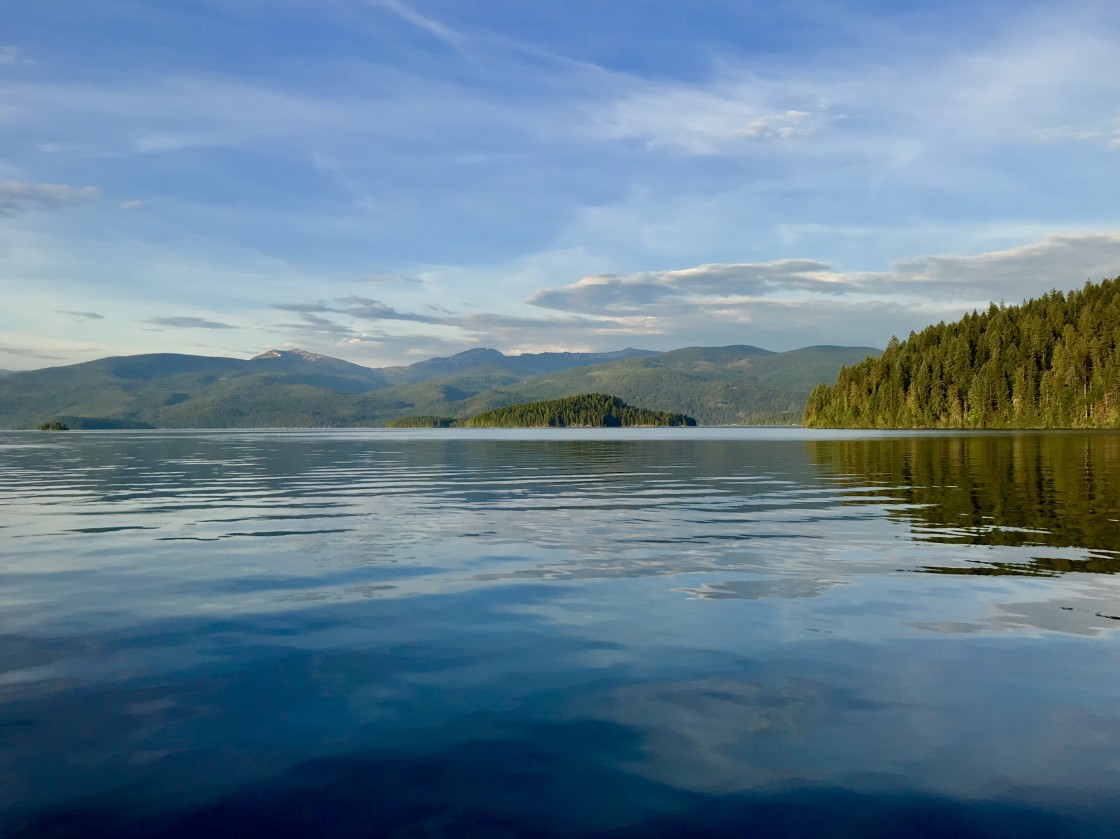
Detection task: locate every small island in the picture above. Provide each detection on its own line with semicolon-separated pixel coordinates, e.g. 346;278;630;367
388;393;695;428
37;420;70;431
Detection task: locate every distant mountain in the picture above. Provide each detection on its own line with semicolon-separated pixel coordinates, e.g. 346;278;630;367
250;348;392;392
469;344;881;425
0;344;879;429
381;347;658;385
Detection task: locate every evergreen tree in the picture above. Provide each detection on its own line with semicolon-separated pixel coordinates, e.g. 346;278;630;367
802;277;1120;428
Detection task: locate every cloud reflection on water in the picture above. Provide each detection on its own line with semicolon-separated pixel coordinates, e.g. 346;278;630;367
2;430;1120;836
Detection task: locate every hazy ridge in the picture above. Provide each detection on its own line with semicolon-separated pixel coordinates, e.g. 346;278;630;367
1;344;879;428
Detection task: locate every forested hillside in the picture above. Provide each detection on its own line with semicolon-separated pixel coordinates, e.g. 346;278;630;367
489;345;880;426
803;278;1120;428
463;394;694;427
385;416;456;428
2;344;876;428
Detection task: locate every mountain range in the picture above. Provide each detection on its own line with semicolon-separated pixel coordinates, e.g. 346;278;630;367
0;344;880;428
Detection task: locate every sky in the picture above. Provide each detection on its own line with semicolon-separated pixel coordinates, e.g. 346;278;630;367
2;0;1120;370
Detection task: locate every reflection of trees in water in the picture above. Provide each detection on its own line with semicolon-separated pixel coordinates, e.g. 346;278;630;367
807;434;1120;574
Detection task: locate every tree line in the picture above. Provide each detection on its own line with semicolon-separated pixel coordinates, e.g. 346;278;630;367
389;394;695;428
803;277;1120;428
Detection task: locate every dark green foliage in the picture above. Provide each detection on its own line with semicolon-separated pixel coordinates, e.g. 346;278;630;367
37;420;69;431
385;416;456;428
464;394;695;427
53;416;154;430
803;278;1120;428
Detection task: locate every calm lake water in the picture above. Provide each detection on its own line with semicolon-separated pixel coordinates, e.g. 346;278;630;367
2;428;1119;838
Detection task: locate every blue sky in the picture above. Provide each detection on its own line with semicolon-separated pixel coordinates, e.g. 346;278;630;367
2;0;1120;369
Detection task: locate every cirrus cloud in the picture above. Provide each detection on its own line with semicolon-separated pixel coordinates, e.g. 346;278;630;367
273;296;444;325
0;181;98;216
144;316;237;330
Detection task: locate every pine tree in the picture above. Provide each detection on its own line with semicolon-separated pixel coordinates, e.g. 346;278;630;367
802;277;1120;428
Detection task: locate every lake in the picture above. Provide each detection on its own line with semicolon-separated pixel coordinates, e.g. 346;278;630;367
2;428;1119;838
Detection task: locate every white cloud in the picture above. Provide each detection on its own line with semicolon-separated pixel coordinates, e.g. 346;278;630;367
733;110;813;142
4;3;1120;368
596;77;827;155
520;233;1120;349
0;181;98;216
1034;117;1120;150
593;9;1120;164
528;259;840;313
864;233;1120;298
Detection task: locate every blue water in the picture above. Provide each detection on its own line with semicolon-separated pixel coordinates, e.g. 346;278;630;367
2;428;1119;837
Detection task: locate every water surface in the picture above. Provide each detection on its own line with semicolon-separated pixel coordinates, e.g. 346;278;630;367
2;428;1119;837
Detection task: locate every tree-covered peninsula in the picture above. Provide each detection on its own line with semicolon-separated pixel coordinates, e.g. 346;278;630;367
467;394;694;427
803;277;1120;428
384;416;456;428
392;394;695;428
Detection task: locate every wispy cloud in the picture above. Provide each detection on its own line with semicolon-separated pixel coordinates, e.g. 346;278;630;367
0;181;98;216
263;232;1120;362
529;259;843;314
517;233;1120;349
284;312;355;336
144;316;237;330
365;272;426;285
1035;119;1120;150
341;330;466;360
594;10;1120;165
273;302;336;314
733;110;814;142
369;0;466;50
273;296;443;325
0;76;346;160
56;310;105;320
597;80;819;155
336;295;444;324
0;343;65;360
459;310;655;345
4;2;1120;368
859;233;1120;298
0;45;32;68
